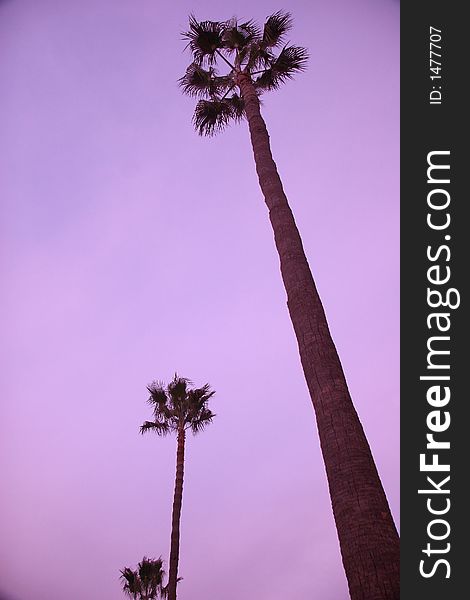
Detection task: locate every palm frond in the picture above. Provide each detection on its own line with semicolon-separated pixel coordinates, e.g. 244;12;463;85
147;381;167;406
193;99;236;136
178;63;233;99
146;380;176;422
226;93;245;120
140;420;171;436
138;556;165;594
222;18;261;52
262;11;293;48
190;407;215;435
182;15;225;66
239;20;262;41
188;383;216;406
179;382;216;433
168;374;191;403
120;567;141;597
244;42;275;72
254;45;308;91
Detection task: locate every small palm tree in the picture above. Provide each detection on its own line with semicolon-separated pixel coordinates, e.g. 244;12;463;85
141;375;216;600
179;12;399;600
120;556;166;600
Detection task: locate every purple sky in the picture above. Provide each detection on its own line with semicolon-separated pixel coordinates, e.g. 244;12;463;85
0;1;399;599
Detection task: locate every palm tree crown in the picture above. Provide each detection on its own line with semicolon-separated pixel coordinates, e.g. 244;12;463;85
140;374;215;436
120;556;166;600
179;11;308;135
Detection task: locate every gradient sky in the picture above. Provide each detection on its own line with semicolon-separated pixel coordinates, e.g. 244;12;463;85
0;1;399;599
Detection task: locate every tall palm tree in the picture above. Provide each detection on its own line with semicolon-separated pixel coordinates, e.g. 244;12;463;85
140;375;216;600
179;12;399;600
120;556;166;600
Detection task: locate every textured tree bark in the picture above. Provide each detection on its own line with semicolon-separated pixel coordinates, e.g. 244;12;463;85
167;426;185;600
237;73;400;600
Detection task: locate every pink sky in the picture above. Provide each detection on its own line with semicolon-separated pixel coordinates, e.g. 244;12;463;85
0;1;399;599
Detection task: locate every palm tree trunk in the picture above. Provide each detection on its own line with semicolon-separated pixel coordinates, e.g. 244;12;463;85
168;425;185;600
237;73;400;600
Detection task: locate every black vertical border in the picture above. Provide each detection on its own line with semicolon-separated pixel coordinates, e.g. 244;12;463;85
401;3;467;599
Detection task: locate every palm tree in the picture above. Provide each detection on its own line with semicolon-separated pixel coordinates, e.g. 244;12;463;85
140;375;216;600
179;12;399;600
120;556;166;600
